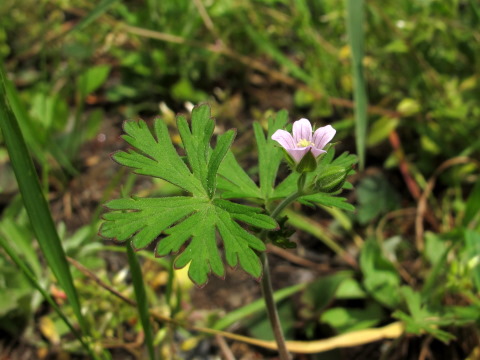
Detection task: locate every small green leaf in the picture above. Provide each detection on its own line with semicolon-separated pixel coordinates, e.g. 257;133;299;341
320;302;383;334
300;272;352;319
78;64;111;96
299;193;355;212
360;238;401;308
253;111;288;200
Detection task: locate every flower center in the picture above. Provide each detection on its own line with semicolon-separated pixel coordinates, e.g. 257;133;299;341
297;139;313;147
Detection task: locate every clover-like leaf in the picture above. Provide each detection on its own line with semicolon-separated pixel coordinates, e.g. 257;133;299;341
100;104;278;286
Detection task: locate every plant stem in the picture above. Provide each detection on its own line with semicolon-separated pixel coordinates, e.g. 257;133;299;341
260;190;302;360
271;190;302;219
260;252;292;360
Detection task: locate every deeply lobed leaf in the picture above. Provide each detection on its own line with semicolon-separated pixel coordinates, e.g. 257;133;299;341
100;104;278;285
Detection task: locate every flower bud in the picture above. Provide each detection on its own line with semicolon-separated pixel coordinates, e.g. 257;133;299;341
315;166;348;193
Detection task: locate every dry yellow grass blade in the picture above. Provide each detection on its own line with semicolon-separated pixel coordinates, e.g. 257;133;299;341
190;321;405;354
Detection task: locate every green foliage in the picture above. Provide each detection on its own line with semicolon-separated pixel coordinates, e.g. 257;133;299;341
100;105;277;286
393;287;457;343
356;173;400;224
78;65;112;97
126;245;156;360
219;112;357;213
2;0;480;355
0;67;90;337
252;111;289;199
360;238;401;308
321;302;384;334
346;0;368;170
300;272;352;319
315;165;348;193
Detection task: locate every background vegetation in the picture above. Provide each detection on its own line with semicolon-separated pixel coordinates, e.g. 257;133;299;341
0;0;479;359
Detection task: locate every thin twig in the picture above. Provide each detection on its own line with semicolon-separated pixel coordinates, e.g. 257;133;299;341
215;335;237;360
266;244;330;272
67;256;137;306
388;131;422;201
415;157;478;251
389;131;439;230
192;0;223;46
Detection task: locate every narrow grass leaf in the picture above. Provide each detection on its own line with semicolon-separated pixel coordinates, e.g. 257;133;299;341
71;0;120;33
0;67;88;334
346;0;368;170
0;236;93;356
242;22;311;84
212;283;306;331
126;245;157;360
463;179;480;228
284;209;347;258
1;64;77;174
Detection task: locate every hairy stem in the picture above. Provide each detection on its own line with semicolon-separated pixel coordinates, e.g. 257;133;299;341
271;190;302;219
260;252;292;360
260;190;302;360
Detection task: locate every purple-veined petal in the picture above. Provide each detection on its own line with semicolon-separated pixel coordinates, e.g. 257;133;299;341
292;118;313;144
288;147;311;163
271;129;296;150
313;125;336;150
310;148;327;158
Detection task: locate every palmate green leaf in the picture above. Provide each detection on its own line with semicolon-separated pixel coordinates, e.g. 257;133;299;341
217;151;262;199
113;117;205;195
217;110;288;200
100;104;277;285
254;110;289;199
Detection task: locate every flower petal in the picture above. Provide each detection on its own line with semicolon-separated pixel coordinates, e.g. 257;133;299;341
288;147;311;163
313;125;336;150
292;118;313;144
271;129;296;150
310;148;327;158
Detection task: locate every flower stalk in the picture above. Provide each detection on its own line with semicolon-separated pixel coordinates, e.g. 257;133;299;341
260;189;303;360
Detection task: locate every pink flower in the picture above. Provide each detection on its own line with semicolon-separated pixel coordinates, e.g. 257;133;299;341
271;118;336;163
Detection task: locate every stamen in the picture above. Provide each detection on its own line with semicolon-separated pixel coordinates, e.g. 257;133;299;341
297;139;313;147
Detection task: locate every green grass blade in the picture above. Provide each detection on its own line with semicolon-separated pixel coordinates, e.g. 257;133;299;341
242;22;311;84
0;218;43;277
284;209;347;258
0;236;94;356
346;0;368;170
126;245;157;360
0;67;88;334
71;0;120;34
1;63;46;165
212;283;306;331
1;63;77;175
